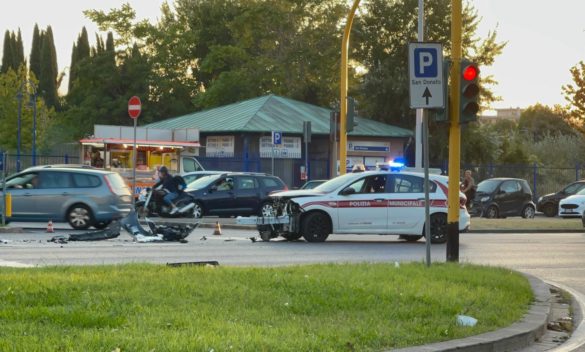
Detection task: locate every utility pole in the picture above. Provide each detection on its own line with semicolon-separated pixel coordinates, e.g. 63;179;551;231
340;0;361;175
447;0;462;262
415;0;425;169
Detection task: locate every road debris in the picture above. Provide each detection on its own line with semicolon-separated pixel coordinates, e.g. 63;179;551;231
456;315;478;327
167;261;219;267
122;210;197;243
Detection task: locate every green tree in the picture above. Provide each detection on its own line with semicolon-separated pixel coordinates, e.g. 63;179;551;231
562;61;585;131
39;26;59;109
30;24;42;79
15;29;25;68
518;104;575;140
0;67;54;152
68;27;91;92
1;30;13;73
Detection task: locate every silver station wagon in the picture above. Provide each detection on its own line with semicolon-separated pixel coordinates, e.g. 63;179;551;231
1;167;132;229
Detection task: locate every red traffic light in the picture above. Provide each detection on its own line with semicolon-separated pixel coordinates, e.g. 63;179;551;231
462;65;478;81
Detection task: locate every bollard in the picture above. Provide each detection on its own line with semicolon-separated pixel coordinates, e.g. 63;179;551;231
5;193;12;217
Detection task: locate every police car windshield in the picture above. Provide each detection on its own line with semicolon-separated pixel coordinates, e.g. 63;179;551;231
314;173;359;193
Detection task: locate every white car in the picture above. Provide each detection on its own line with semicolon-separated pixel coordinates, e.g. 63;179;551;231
265;170;470;243
558;188;585;218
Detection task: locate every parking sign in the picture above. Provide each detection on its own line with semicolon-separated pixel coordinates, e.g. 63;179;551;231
272;131;282;145
408;42;444;109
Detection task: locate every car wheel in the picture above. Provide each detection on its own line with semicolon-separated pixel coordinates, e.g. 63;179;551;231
259;202;275;217
301;212;331;243
401;235;424;242
193;202;203;219
484;205;499;219
93;220;111;229
543;204;557;217
67;204;93;230
281;232;303;241
429;213;448;244
522;204;535;219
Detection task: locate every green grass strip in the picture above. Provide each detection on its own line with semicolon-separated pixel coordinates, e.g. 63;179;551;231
0;263;532;352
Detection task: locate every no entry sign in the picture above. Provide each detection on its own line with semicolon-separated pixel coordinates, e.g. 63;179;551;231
128;96;141;119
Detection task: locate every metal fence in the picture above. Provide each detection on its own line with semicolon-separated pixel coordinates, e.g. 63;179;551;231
2;150;584;197
0;152;79;175
458;163;585;201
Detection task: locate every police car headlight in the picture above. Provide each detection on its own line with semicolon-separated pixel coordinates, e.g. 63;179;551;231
480;196;490;202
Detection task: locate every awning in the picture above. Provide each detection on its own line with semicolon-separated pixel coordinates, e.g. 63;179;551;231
80;138;201;148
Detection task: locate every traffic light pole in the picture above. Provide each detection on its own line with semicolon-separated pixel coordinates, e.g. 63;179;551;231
340;0;361;176
447;0;462;262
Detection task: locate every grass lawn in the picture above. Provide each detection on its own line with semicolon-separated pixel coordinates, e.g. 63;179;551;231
0;263;533;352
472;216;582;230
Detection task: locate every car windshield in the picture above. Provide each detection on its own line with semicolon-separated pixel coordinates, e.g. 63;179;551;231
576;188;585;196
314;174;360;193
187;174;222;190
476;179;500;194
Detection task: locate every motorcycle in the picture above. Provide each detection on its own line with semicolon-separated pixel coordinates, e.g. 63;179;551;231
135;186;197;218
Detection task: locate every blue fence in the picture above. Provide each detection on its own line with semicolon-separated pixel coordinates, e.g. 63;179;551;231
0;152;79;175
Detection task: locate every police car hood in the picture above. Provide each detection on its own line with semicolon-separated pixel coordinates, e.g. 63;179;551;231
270;189;325;198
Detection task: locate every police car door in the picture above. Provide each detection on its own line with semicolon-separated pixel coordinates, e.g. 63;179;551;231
336;174;388;232
387;174;425;232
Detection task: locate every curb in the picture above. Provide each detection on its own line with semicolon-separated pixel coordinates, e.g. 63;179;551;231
468;229;583;234
391;273;551;352
546;280;585;352
0;227;24;233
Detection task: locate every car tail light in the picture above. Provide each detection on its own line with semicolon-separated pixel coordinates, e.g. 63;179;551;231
104;176;116;195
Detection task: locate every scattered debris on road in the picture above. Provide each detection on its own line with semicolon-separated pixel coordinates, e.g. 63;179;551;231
122;211;197;243
47;222;121;244
199;235;258;242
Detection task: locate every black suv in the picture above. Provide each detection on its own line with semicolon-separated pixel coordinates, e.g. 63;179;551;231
537;180;585;217
470;178;535;218
186;173;287;218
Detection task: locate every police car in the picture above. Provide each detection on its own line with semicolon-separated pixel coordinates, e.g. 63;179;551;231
265;170;470;243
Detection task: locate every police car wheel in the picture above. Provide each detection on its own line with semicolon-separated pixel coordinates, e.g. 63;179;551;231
401;235;423;242
429;213;447;244
302;212;330;243
282;232;303;241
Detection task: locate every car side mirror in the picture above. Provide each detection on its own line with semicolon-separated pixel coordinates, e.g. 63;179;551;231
340;187;356;196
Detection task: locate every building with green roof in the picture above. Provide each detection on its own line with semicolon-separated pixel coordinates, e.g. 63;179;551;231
146;94;413;185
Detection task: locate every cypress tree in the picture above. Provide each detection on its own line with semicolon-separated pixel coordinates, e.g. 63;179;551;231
1;30;12;73
68;42;78;92
45;26;58;82
15;28;25;69
77;27;90;60
30;24;42;79
39;27;58;109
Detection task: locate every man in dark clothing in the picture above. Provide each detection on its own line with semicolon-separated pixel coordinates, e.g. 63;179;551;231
153;166;180;214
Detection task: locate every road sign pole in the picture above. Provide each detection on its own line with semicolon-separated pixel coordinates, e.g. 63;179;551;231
132;117;137;205
271;147;275;175
423;110;431;267
447;0;462;262
415;0;425;170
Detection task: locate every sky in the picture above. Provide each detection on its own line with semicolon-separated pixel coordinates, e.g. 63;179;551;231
1;0;584;109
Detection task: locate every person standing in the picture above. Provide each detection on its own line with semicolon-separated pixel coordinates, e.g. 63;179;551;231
461;170;476;208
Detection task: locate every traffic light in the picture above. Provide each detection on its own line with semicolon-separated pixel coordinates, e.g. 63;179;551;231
459;60;480;123
347;97;359;132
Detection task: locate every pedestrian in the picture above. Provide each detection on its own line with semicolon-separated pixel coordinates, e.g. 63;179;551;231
460;169;476;208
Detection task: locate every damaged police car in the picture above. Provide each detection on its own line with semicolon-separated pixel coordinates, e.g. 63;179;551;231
245;170;470;243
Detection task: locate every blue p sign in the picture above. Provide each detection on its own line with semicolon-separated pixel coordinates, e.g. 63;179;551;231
414;48;437;78
272;131;282;145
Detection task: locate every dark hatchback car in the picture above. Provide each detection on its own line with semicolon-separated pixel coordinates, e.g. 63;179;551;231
537;180;585;217
469;178;535;218
185;173;287;218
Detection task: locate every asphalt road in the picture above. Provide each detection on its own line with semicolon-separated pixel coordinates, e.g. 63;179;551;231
1;223;584;300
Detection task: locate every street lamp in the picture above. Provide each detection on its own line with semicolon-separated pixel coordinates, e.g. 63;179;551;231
27;82;38;166
16;80;38;171
16;88;23;172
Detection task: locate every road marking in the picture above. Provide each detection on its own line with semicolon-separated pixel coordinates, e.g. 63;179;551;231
0;259;34;268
